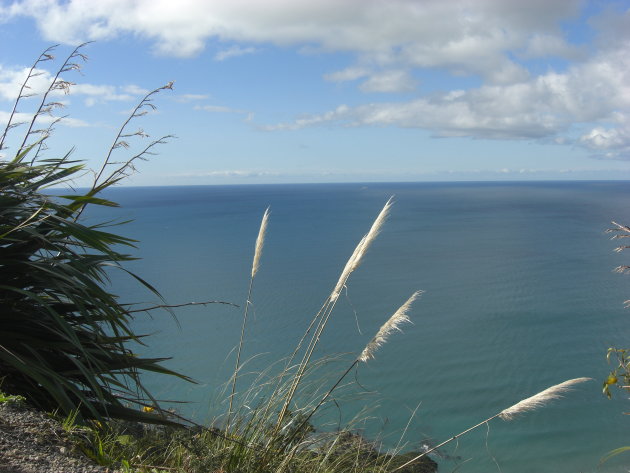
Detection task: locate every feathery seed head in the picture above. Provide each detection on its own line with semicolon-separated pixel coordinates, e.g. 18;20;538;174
499;377;591;421
330;197;394;302
358;290;421;362
251;207;270;278
330;236;366;302
350;197;393;272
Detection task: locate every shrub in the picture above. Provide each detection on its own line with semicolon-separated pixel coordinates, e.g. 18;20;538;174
0;45;190;424
604;221;630;399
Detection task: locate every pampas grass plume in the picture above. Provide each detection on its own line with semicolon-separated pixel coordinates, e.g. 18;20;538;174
330;236;366;302
390;377;591;473
499;377;591;420
251;207;269;278
359;290;421;362
351;196;393;271
330;197;393;302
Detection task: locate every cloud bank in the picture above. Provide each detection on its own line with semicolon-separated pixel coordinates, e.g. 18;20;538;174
3;0;630;158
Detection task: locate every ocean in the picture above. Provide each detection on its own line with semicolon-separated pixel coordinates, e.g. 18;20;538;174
88;181;630;473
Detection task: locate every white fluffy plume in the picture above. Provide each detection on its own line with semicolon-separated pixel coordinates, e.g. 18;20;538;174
358;290;421;363
330;197;393;302
499;377;591;421
251;207;269;278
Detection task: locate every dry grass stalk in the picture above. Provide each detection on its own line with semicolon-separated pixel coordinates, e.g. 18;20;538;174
390;377;592;473
228;207;271;429
284;291;422;447
276;198;394;430
359;291;421;362
498;377;591;420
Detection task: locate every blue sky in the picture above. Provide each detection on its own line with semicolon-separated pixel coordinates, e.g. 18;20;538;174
1;0;630;185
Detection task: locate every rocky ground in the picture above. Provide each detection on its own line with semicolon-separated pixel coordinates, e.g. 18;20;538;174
0;399;117;473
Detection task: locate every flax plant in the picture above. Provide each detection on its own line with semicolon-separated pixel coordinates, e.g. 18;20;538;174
0;45;195;424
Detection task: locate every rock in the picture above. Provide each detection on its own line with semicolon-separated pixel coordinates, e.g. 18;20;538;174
386;451;438;473
311;430;438;473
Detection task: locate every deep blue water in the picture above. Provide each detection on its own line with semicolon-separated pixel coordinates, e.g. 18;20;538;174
87;181;630;473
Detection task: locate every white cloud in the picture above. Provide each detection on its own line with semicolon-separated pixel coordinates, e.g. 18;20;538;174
194;104;247;113
520;34;585;60
6;0;582;72
261;105;350;131
359;70;416;93
0;66;54;101
580;126;624;147
214;45;258;61
52;115;89;127
397;30;531;84
6;0;630;159
579;118;630;159
1;0;600;91
175;93;210;103
71;83;134;106
263;28;630;155
177;169;280;178
324;67;369;82
326;67;417;93
122;84;149;95
166;167;630;183
0;110;89;129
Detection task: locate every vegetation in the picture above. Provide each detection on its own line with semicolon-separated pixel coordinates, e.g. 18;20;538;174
604;221;630;399
0;46;592;473
598;221;630;465
0;44;191;425
0;45;436;473
53;407;436;473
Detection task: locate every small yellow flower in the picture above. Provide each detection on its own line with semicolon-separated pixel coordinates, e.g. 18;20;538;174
142;406;155;413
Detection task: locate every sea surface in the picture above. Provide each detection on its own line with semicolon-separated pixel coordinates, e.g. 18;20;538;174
87;181;630;473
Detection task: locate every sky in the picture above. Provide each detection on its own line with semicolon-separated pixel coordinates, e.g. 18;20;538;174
1;0;630;186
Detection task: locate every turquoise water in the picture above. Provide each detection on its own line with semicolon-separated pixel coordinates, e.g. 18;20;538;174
91;182;630;473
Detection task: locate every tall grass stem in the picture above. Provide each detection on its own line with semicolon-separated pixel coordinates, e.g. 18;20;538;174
390;377;591;472
228;208;270;429
284;291;419;446
276;198;394;430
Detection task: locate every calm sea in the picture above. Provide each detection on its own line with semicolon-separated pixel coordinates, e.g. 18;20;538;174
88;181;630;473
